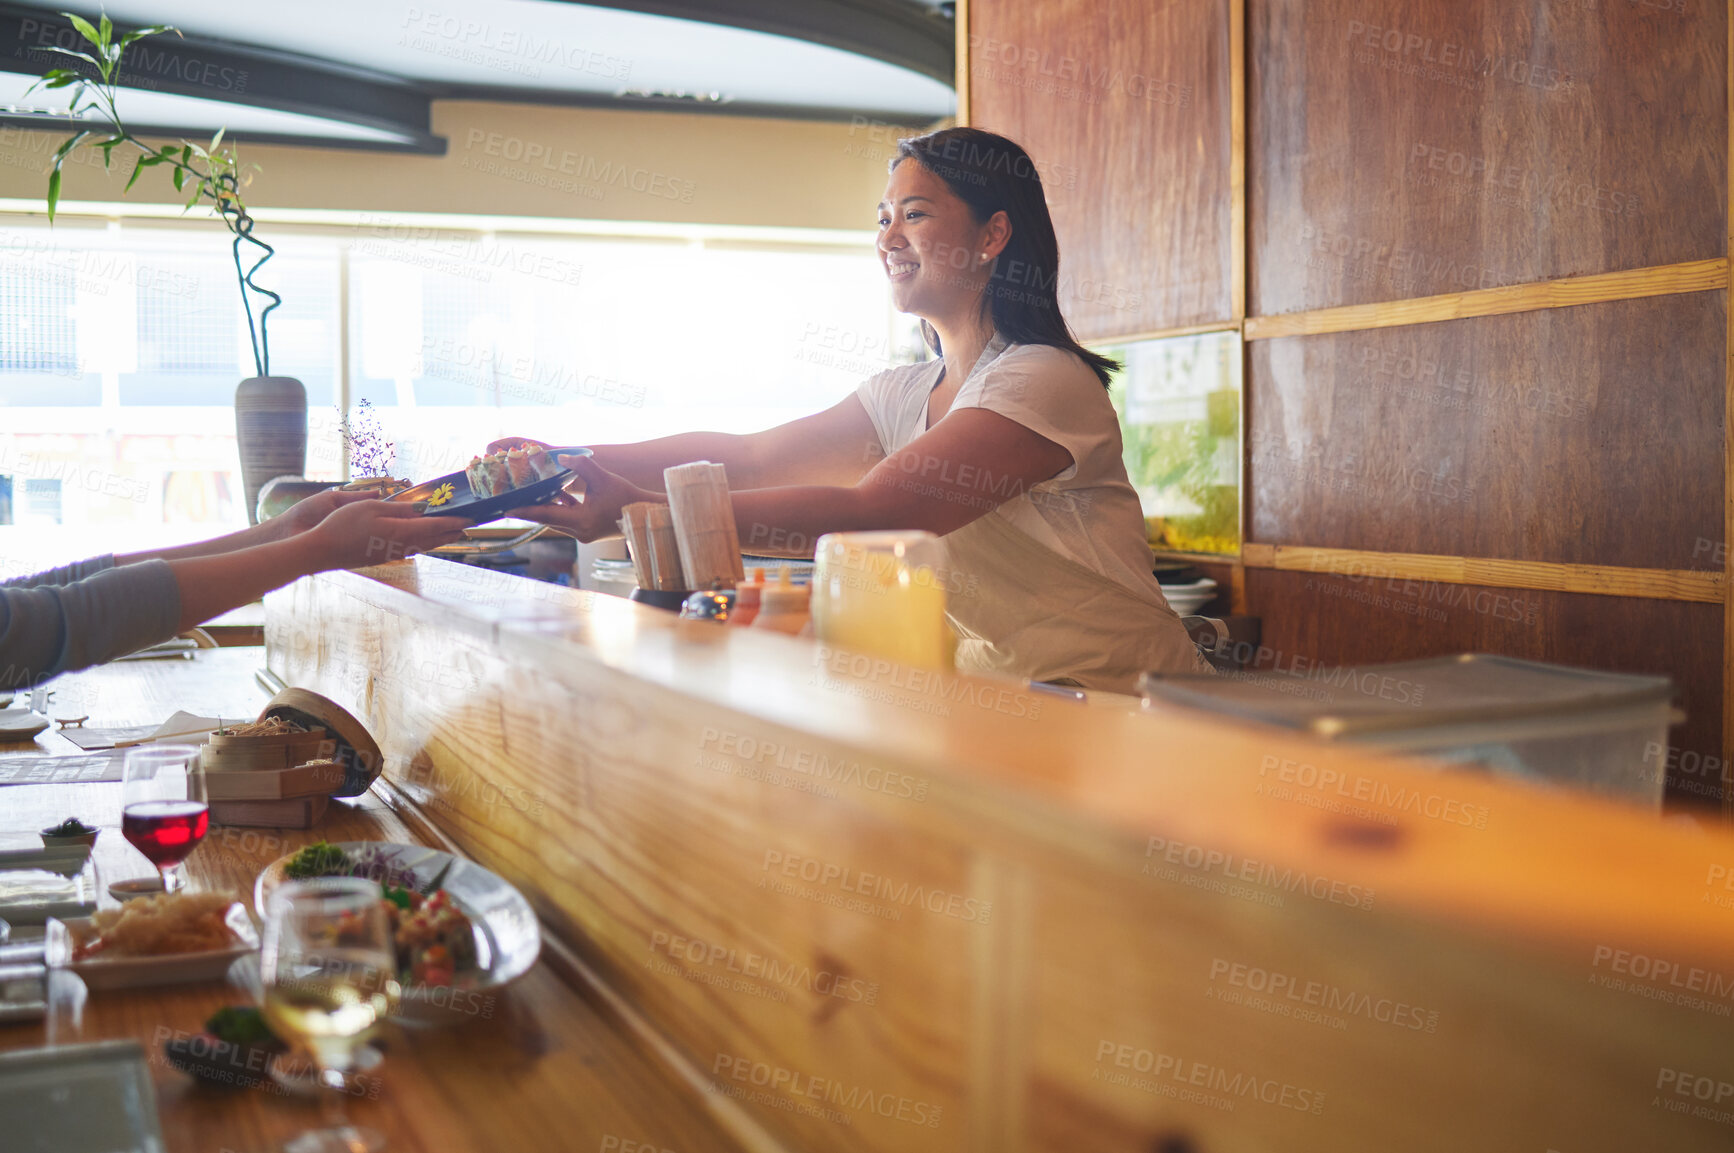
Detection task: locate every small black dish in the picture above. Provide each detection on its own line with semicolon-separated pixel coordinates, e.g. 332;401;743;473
1153;562;1204;586
163;1006;286;1091
163;1033;285;1090
388;446;592;526
630;588;692;612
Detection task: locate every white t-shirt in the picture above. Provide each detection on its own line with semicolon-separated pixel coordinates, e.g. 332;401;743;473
856;337;1172;607
854;336;1203;688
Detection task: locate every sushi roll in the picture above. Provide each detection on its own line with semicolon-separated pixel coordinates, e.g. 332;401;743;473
505;448;537;489
479;452;512;496
526;447;564;481
465;456;491;499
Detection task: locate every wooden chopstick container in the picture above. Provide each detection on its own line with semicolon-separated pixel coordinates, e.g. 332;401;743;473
643;503;687;592
619;502;658;590
663;461;745;591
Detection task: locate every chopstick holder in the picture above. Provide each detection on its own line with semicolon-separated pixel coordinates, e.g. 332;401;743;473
618;503;657;590
663;461;745;591
643;504;686;592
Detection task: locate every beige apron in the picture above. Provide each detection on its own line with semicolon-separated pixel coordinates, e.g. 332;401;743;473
940;507;1211;693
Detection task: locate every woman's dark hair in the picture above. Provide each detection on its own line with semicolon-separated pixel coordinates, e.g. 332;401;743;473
892;127;1119;388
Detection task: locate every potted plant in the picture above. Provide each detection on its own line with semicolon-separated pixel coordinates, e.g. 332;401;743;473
30;11;302;524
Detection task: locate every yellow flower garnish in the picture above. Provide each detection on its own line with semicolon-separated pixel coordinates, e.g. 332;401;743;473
427;482;455;507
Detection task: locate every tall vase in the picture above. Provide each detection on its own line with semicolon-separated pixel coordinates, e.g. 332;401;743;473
235;376;307;525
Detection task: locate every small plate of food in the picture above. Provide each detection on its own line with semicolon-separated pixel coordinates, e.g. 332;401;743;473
161;1005;287;1090
388;444;591;527
46;890;259;991
255;842;540;1023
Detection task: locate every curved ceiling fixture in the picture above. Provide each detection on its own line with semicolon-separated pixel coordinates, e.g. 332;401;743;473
539;0;952;87
0;4;444;152
0;1;955;153
448;0;956;121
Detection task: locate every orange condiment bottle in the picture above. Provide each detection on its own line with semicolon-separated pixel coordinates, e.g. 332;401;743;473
750;569;809;635
730;567;766;627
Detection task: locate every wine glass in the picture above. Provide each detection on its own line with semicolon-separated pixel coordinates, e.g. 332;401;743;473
120;744;208;894
262;879;400;1153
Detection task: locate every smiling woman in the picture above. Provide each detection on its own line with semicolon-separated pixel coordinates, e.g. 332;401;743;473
503;128;1207;690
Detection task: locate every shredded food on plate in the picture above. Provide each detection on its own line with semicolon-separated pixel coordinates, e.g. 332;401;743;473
73;890;242;959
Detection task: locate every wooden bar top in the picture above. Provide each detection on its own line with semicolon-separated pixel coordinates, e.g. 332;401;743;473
0;647;746;1153
259;560;1734;1152
293;559;1734;967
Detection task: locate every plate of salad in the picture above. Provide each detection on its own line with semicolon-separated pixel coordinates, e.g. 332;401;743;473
254;841;540;1022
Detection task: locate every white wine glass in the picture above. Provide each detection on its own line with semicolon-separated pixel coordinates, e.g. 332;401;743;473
262;878;400;1153
119;744;207;894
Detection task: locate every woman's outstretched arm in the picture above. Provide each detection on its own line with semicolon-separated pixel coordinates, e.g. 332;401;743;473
509;407;1072;555
493;393;885;492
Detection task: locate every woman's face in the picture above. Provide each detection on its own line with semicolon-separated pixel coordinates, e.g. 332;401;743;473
876;159;1004;320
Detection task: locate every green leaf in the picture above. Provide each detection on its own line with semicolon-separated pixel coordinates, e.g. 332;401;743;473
180;143;190;168
209;126;224;152
46;168;60;222
119;25;175;50
171;164;183;191
42;45;100;69
98;13;111;46
184;182;200;211
53;129;91;163
99;139;113;168
123;156;147;192
64;13;100;47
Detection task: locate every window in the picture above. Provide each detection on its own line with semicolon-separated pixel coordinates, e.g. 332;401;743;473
0;215;915;561
0;229;98;406
1103;330;1242;556
21;478;62;526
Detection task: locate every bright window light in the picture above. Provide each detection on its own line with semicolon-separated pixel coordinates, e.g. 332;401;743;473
0;214;923;572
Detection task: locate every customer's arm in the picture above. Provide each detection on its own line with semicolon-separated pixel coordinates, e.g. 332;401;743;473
0;502;469;690
2;489;373;592
113;489;374;566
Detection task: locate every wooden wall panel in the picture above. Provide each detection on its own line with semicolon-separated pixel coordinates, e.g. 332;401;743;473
969;0;1233;337
1251;0;1727;317
1242;568;1726;809
1246;291;1726;570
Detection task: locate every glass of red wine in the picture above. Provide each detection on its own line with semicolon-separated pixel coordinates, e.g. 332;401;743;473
120;744;208;894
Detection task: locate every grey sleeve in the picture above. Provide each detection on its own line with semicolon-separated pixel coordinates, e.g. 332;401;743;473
0;560;182;690
2;555;117;589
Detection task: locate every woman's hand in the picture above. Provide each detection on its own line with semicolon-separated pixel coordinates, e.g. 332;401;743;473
263;487;375;542
487;436;550;454
507;454;655;543
306;501;473;569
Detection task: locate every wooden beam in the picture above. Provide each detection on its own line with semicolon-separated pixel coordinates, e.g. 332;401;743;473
1230;0;1250;568
954;0;970;127
1242;543;1724;603
1243;259;1729;341
1228;0;1246;322
1724;0;1733;819
1093;320;1243;348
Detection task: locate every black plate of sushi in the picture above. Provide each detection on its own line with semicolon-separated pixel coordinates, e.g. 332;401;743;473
388;445;592;525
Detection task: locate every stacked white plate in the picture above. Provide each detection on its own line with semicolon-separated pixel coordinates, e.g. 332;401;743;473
1159;578;1220;616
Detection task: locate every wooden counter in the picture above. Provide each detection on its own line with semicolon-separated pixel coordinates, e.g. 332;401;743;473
0;647;748;1153
264;559;1734;1152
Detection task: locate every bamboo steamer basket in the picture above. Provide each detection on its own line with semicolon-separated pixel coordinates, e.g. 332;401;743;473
200;688;382;799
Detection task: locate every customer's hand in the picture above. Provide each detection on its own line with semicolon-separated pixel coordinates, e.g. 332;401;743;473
266;487;375;541
306;501;473;570
507;454;651;543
